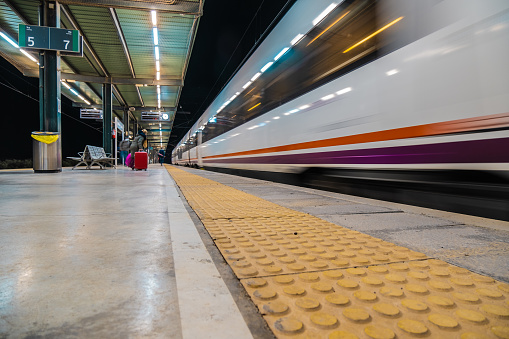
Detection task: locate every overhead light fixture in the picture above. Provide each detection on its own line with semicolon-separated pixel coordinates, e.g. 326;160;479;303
153;27;159;45
343;16;403;53
20;49;37;63
156;60;160;71
321;94;335;101
274;47;289;61
155;46;160;60
291;34;304;46
312;3;338;26
70;89;79;96
151;10;157;26
61;81;71;90
242;81;252;89
0;32;18;48
336;87;352;95
298;104;310;110
260;62;273;73
156;72;160;80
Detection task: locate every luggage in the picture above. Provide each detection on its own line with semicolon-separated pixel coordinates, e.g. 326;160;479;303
125;153;134;168
134;151;148;170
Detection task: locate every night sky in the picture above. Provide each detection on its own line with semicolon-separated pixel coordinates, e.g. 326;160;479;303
0;0;292;161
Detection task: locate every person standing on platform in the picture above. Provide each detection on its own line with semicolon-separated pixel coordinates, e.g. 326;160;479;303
128;130;146;167
157;149;165;166
119;137;130;166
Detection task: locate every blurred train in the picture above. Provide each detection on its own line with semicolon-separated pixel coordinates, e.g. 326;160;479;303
173;0;509;221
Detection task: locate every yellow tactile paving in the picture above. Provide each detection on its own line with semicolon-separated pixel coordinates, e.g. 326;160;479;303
165;166;509;338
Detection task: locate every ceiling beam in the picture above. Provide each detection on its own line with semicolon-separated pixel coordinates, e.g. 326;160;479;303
72;102;176;111
61;73;184;86
57;0;204;15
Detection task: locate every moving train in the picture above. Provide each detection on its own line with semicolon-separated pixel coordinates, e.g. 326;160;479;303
172;0;509;221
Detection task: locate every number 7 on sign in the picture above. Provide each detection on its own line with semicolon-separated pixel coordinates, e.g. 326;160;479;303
63;40;70;49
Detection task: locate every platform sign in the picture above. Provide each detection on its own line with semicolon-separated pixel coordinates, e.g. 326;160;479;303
141;111;171;121
19;24;81;53
80;108;103;119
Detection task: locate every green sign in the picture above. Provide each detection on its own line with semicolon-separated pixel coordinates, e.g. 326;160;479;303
19;24;80;53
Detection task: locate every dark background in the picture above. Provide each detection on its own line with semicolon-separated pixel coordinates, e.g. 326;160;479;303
0;0;293;161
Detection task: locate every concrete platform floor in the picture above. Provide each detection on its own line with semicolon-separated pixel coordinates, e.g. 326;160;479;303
0;165;256;339
1;165;508;338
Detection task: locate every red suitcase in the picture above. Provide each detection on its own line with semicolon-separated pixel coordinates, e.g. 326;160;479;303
134;151;148;170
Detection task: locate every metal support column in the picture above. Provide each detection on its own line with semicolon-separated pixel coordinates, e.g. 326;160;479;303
102;83;112;155
36;0;61;172
123;109;129;140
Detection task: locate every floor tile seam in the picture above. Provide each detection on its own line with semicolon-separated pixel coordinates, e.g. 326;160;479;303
234;258;433;280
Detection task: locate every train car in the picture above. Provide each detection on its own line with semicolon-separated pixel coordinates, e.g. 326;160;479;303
173;0;509;220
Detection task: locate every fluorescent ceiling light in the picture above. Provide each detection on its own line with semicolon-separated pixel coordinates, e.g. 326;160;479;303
251;72;261;81
0;32;19;48
289;109;299;114
321;94;335;101
274;47;289;61
151;11;157;26
61;81;71;89
156;60;160;72
157;86;161;94
70;89;79;96
313;3;338;26
156;72;160;80
229;94;238;101
155;46;160;60
84;99;91;105
242;81;252;89
20;49;37;63
153;27;159;45
157;93;161;100
260;62;273;73
291;34;304;46
336;87;352;95
298;104;310;110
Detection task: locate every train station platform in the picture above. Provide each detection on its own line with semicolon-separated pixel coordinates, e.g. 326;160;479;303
1;165;509;338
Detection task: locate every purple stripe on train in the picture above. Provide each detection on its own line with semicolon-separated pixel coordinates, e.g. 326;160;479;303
203;137;509;165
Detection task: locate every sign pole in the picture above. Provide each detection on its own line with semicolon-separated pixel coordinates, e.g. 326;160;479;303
102;83;112;157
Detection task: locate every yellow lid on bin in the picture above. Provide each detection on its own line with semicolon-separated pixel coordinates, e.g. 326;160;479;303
31;132;59;144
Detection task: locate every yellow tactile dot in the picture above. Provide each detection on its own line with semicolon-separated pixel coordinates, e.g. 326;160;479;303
343;308;371;322
283;285;306;296
368;266;389;274
450;277;474;287
397;319;428;334
354;290;377;302
310;248;326;254
291;249;307;255
392;253;408;260
256;258;274;266
310;261;329;269
430;268;450;277
385;273;406;283
364;325;394;339
449;266;471;275
245;278;267;288
372;255;390;262
409;261;429;269
453;292;480;303
346;268;366;276
428;280;453;291
380;286;404;298
329;330;359;339
262;301;289;315
319;253;337;260
481;304;509;318
332;259;350;267
455;309;486;323
250;253;267;259
299;273;320;282
499;284;509;293
273;276;294;284
299;255;317;262
279;257;295;264
253;289;277;300
461;332;489;339
476;288;503;298
373;303;400;316
427;295;455;307
311;282;334;293
296;297;321;310
428;259;448;266
239;268;258;276
264;266;283;274
492;326;509;339
362;277;384;286
288;263;306;271
326;293;350;306
310;312;338;328
428;313;458;328
389;263;409;271
402;299;428;311
473;275;495;284
271;251;287;257
337;279;359;289
324;271;344;280
352;257;371;265
404;284;428;294
274;317;303;333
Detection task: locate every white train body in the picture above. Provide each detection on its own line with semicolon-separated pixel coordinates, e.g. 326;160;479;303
173;0;509;179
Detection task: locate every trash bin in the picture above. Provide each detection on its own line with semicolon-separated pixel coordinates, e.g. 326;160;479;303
32;131;62;173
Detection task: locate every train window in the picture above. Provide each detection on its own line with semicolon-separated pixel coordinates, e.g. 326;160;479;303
201;0;418;143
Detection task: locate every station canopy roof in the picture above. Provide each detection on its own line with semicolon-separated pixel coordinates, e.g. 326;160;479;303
0;0;203;147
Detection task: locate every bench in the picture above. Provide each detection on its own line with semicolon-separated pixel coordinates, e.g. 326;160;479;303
67;145;116;169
